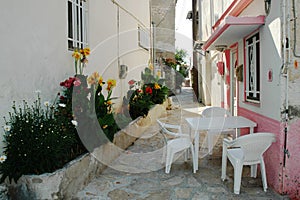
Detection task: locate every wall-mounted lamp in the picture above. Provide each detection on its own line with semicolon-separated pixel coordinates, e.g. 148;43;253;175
194;40;207;56
186;11;193;20
215;45;227;52
264;0;271;15
119;64;128;79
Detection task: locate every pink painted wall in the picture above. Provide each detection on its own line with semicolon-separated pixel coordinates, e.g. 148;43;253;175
238;107;285;194
283;119;300;200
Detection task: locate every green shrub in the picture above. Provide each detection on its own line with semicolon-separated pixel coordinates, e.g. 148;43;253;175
0;94;87;183
124;79;169;120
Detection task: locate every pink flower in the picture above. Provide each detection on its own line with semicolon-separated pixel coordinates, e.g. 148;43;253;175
73;79;81;87
128;80;136;85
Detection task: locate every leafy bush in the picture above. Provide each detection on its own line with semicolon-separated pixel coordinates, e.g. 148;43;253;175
0;72;124;183
0;93;87;183
163;48;190;89
123;75;169;120
89;73;120;142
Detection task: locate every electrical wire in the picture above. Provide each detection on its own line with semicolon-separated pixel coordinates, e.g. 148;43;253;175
111;0;147;29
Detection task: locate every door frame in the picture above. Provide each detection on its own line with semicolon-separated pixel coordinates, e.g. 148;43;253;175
230;45;238;116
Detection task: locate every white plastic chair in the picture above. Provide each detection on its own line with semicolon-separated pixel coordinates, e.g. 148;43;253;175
201;107;235;155
221;132;276;194
157;118;196;174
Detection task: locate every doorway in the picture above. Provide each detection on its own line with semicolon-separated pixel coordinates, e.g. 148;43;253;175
230;48;238;116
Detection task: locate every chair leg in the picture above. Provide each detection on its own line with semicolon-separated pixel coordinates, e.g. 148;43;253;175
161;145;166;164
190;144;196;173
208;134;213;155
251;164;257;178
184;149;189;161
233;163;243;194
260;159;268;192
165;148;174;174
221;146;227;181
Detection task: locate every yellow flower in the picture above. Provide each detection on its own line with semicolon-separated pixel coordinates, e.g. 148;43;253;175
88;72;103;86
98;76;103;86
107;79;116;87
72;51;81;61
106;79;116;91
84;47;90;56
102;125;108;129
80;47;90;56
156;71;161;77
87;76;96;85
91;72;100;80
149;63;154;70
106;100;112;105
154;83;161;89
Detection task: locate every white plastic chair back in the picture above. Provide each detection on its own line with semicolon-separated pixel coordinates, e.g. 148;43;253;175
202;106;231;117
156;119;185;138
230;132;276;164
221;132;276;194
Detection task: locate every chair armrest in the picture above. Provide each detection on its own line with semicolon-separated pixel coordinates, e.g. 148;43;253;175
162;123;181;130
223;138;235;148
157;118;181;128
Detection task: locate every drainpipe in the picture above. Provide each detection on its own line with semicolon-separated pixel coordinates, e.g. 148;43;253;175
149;0;154;65
282;0;290;168
281;0;291;193
192;0;199;101
197;0;203;103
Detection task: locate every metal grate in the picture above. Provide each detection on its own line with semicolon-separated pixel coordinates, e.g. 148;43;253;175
68;0;88;50
245;32;260;102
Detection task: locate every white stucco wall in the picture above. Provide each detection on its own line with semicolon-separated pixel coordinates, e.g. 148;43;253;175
88;0;150;106
238;0;282;121
0;0;150;152
0;0;73;153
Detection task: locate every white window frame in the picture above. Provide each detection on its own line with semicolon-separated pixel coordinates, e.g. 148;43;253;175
138;26;150;50
68;0;88;50
245;32;260;103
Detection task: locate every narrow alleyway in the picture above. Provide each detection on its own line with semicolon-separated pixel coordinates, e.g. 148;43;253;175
74;87;289;200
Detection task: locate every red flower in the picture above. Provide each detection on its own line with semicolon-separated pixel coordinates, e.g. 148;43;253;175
60;77;78;88
145;86;152;95
128;80;136;85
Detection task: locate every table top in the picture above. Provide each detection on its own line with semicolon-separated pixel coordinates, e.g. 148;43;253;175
185;116;257;131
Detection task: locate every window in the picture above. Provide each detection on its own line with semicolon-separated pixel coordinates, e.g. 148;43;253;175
245;32;260;103
68;0;88;50
138;26;150;50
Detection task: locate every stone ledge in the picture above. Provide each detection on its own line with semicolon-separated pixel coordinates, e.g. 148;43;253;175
7;102;167;200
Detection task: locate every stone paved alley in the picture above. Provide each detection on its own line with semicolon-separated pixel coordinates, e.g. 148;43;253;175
74;87;289;200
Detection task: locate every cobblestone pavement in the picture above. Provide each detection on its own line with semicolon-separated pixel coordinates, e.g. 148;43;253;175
74;87;289;200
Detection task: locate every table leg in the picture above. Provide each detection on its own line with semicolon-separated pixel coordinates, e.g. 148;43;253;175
250;127;254;134
249;127;257;176
221;142;227;181
194;130;199;171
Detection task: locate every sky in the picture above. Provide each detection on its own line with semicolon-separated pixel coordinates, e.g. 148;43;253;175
175;0;193;64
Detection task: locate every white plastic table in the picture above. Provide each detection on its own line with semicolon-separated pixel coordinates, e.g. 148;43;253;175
185;116;257;171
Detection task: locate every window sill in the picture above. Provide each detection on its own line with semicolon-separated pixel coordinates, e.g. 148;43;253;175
242;100;261;107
